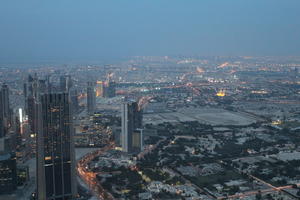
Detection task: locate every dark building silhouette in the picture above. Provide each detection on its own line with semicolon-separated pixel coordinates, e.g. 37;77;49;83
36;93;77;200
87;82;96;115
0;84;11;137
0;153;17;194
70;89;79;114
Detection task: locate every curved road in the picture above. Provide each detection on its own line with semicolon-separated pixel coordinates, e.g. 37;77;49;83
77;143;115;200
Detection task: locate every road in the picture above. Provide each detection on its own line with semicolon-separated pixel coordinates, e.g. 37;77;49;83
217;163;300;200
77;143;115;200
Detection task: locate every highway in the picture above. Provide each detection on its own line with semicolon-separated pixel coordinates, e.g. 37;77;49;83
77;143;115;200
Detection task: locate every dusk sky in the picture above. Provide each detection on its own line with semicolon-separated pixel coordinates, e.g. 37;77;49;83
0;0;300;63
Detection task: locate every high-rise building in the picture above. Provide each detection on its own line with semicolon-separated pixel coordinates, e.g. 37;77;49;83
102;73;116;98
0;84;11;137
0;84;17;195
102;82;116;98
0;136;11;154
60;75;78;114
87;82;96;115
0;110;4;139
70;89;79;114
60;75;73;92
112;126;121;147
0;84;10;119
105;81;116;98
36;93;77;200
0;153;17;194
132;129;143;152
25;74;50;134
97;73;116;98
95;81;104;97
121;100;143;153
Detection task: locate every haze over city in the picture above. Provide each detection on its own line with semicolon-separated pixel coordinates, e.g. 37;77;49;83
1;1;300;200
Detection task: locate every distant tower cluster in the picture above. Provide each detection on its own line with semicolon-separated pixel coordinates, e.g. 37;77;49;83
87;81;96;115
121;100;143;153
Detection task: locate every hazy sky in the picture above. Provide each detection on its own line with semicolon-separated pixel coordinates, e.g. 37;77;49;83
0;0;300;63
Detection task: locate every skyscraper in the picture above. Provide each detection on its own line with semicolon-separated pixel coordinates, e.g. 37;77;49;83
121;100;143;153
103;81;116;98
102;74;116;98
87;82;96;115
0;84;10;119
36;93;77;200
25;74;50;134
70;89;79;114
132;129;143;153
60;75;73;93
0;85;17;195
0;153;17;194
95;81;104;97
0;84;11;137
0;104;4;139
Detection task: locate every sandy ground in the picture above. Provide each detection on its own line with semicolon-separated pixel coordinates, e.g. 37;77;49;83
144;107;258;126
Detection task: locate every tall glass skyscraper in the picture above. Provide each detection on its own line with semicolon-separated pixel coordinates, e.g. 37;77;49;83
121;100;143;153
36;93;77;200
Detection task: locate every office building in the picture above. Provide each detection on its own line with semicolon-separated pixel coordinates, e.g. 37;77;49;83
132;129;143;153
0;84;11;137
0;153;17;194
36;93;77;200
95;81;104;97
25;74;50;134
112;126;121;147
87;82;96;115
121;100;143;153
60;75;73;92
70;89;79;114
17;165;30;186
98;74;116;98
0;85;17;195
103;81;116;98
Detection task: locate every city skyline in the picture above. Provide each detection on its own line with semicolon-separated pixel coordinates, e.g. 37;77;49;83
1;0;300;199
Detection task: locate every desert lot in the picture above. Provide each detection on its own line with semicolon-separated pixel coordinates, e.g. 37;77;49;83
144;107;259;126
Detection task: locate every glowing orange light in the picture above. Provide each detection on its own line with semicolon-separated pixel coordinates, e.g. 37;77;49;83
216;89;226;97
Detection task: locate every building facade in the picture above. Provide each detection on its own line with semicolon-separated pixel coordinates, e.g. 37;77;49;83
0;153;17;194
87;82;96;115
121;101;143;153
0;84;11;137
36;93;77;200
